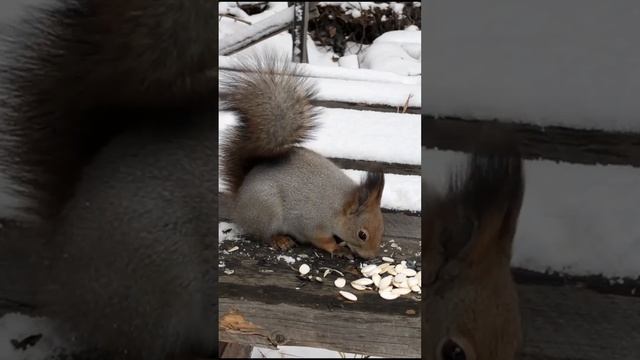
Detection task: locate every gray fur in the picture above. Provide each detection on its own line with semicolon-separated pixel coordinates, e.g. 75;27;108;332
220;54;318;194
233;148;356;243
39;120;218;359
0;0;218;358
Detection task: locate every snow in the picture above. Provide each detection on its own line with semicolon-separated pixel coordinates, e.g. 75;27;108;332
219;222;244;243
220;56;420;85
276;255;297;265
317;2;415;15
251;345;380;358
423;149;640;278
357;29;421;76
219;2;422;77
219;5;294;55
306;108;420;164
371;28;421;61
221;57;420;106
218;2;250;20
423;0;640;131
0;313;70;360
337;54;359;69
219;108;420;165
360;42;420;76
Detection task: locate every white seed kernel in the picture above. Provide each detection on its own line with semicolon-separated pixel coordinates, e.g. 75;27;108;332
339;291;358;301
352;278;374;286
379;289;400;300
298;264;310;275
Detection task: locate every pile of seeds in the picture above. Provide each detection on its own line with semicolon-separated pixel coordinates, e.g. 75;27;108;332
295;257;421;302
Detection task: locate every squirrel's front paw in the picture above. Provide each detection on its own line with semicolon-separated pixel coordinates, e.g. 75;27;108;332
331;246;354;259
269;234;297;251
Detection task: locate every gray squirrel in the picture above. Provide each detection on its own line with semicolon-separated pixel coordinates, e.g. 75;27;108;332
0;0;217;359
220;56;386;260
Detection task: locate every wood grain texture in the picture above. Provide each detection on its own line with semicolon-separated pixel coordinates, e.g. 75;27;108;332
422;115;640;167
219;341;253;358
327;157;420;176
517;285;640;360
218;259;421;358
312;100;421;114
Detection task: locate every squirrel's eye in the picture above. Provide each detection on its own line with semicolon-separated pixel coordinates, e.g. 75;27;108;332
357;230;368;241
440;339;466;360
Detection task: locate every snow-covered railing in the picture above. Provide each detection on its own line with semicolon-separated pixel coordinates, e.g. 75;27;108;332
219;58;421;113
422;2;640;359
219;3;319;61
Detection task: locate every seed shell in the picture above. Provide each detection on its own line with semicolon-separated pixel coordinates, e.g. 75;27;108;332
339;291;358;301
298;264;310;275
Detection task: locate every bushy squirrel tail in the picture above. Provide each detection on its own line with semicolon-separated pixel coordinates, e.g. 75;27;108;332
220;54;319;193
0;0;217;220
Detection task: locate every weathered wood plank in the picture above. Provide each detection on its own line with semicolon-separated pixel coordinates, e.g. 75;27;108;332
513;268;640;299
3;219;639;359
220;95;421;114
218;262;640;360
313;100;421;114
219;341;253;358
422;115;640;167
326;157;420;176
517;285;640;360
219;71;421;114
218;259;421;358
219;7;294;56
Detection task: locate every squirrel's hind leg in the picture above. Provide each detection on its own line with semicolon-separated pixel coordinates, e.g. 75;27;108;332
269;234;297;251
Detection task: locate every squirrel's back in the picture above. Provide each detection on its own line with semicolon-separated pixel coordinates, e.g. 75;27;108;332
233;147;355;242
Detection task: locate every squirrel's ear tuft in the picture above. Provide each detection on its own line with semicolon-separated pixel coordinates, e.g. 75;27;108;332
345;171;384;214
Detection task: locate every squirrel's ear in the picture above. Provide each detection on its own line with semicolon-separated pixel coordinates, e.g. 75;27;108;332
345;172;385;215
454;153;524;268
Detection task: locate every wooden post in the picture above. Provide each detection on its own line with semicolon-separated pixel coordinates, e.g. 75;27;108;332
291;2;309;63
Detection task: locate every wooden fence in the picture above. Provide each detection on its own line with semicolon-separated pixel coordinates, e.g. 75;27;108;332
423;116;640;360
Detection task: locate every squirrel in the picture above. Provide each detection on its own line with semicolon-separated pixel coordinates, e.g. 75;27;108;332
422;147;524;360
220;55;385;260
0;0;217;359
